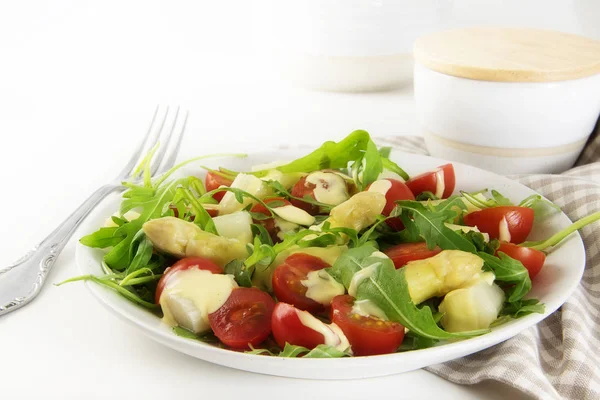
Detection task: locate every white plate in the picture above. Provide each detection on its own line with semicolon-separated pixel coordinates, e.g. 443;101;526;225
76;149;585;380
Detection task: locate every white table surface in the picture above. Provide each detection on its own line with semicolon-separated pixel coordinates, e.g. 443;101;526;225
0;2;535;399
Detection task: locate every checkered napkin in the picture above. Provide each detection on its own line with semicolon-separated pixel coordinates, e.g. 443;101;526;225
376;126;600;400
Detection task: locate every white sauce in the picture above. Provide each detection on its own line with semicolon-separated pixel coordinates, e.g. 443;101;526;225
273;205;315;226
351;299;388;321
367;179;392;196
498;216;512;242
434;169;445;198
159;269;238;334
296;310;351;352
348;262;381;297
305;171;349;206
301;270;345;305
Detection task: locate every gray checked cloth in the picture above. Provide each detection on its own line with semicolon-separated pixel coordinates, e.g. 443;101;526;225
376;124;600;400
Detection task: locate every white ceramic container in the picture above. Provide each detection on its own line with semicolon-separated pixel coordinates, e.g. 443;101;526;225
413;27;600;174
265;0;453;92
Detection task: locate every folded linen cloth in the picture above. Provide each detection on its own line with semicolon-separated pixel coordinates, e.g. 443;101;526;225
376;129;600;400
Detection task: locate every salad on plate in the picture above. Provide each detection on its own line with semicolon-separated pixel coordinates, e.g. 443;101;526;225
65;130;600;358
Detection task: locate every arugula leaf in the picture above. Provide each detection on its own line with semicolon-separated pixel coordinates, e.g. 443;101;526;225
126;231;154;274
360;139;384;189
478;252;531;303
175;187;218;234
500;299;545;318
518;194;561;219
223;259;253;288
463;231;500;255
328;245;488;340
80;226;126;248
271;130;371;173
415;191;439;201
397;331;439;351
378;145;410;181
251;224;274;246
172;327;221;344
247;343;350;358
394;200;476;253
381;158;410;181
55;274;159;309
521;210;600;251
378;146;392;159
490;190;513;206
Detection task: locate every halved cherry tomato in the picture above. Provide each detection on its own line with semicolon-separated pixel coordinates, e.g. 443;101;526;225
155;257;223;304
271;302;328;349
496;242;546;280
290;176;320;214
205;171;233;202
331;295;404;356
250;197;293;243
406;163;455;199
272;253;331;312
384;242;442;269
208;287;275;349
367;178;415;231
463;206;534;244
290;172;350;215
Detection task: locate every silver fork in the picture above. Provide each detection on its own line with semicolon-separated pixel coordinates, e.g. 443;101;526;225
0;106;189;316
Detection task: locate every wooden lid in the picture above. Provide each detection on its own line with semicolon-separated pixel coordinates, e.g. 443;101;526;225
414;27;600;82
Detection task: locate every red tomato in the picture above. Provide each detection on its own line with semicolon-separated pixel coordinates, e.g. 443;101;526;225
205;171;233;202
406;163;455;199
155;257;223;304
367;178;415;231
331;295;404;356
496;242;546;280
208;287;275;349
271;302;328;349
384;242;442;269
250;197;293;243
463;206;534;244
272;253;331;312
290;172;350;215
290;176;320;214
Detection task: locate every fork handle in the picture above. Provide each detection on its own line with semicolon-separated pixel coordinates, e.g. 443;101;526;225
0;184;121;315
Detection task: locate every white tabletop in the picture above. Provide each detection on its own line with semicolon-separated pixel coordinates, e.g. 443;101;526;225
0;2;534;399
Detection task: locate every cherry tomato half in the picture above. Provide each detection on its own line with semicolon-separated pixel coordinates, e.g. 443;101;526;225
463;206;534;244
271;302;328;349
331;295;404;356
205;171;234;202
406;163;455;199
384;242;442;269
208;287;275;349
290;172;350;215
367;178;415;231
250;197;293;243
272;253;331;312
496;242;546;280
155;257;223;304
